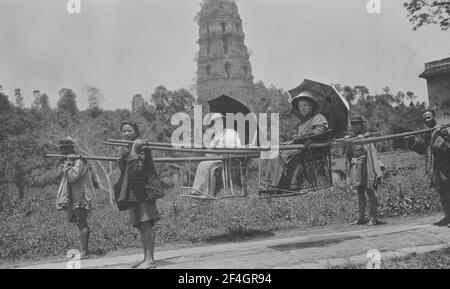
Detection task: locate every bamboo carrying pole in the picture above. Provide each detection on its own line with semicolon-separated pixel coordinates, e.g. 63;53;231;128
45;154;256;163
105;139;330;151
46;154;119;162
101;123;450;155
332;124;450;148
103;141;263;155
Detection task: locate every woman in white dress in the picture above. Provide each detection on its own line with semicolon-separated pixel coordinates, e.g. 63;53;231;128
191;113;242;197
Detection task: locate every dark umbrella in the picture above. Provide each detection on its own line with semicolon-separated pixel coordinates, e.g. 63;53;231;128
207;95;257;145
207;94;251;115
288;79;350;138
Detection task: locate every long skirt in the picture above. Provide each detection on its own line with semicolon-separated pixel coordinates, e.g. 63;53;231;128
262;150;307;190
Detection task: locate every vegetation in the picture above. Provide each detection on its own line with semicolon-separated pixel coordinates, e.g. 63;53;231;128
335;246;450;269
0;151;439;263
381;246;450;269
0;81;432;263
404;0;450;31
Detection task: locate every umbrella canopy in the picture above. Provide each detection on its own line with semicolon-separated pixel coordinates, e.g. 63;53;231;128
207;94;251;115
207;95;257;145
288;79;350;138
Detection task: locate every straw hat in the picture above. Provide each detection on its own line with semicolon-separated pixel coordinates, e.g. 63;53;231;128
291;91;320;113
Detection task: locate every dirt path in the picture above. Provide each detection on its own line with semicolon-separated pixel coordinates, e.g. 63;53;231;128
10;215;450;269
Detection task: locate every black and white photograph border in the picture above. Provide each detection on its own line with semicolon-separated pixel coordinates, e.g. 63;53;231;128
1;0;450;272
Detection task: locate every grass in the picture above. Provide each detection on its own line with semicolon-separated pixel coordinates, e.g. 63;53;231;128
0;152;442;263
334;247;450;269
382;247;450;269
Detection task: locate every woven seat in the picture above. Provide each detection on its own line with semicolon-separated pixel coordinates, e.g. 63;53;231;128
258;130;333;199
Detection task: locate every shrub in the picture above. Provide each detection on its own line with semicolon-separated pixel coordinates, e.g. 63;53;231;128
0;161;442;263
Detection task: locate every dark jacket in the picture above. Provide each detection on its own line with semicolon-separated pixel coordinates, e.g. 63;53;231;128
113;146;165;211
411;128;450;186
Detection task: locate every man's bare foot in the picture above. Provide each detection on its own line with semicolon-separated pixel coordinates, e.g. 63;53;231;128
80;252;90;260
134;260;157;269
366;219;385;226
350;218;368;225
433;217;450;226
132;259;145;269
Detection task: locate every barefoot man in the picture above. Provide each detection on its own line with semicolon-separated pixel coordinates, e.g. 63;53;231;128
113;121;165;269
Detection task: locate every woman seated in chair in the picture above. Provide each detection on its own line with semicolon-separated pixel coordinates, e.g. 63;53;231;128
261;91;329;191
191;113;242;198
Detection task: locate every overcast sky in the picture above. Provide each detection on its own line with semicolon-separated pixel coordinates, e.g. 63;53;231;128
1;0;449;110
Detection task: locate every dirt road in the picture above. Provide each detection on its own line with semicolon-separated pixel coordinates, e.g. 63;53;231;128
10;215;450;269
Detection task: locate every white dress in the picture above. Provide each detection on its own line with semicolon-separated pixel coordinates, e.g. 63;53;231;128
191;129;242;196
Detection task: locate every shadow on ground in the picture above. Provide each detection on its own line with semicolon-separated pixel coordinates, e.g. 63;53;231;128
268;235;362;251
206;228;275;243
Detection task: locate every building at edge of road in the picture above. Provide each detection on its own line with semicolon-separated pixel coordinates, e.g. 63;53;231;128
420;57;450;120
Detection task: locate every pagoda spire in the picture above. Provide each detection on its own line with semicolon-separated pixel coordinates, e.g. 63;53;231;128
195;0;254;107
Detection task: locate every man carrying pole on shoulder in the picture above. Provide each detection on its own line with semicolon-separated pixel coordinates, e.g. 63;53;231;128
345;115;383;226
55;137;96;259
407;109;450;227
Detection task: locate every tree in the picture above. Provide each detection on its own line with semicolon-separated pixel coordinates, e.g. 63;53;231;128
406;91;417;105
30;90;51;117
333;84;370;105
168;88;195;113
0;102;44;202
0;90;9;112
151;85;170;113
15;89;24;108
249;81;295;142
31;90;41;110
354;85;370;100
374;87;395;107
343;86;356;104
86;86;103;118
39;93;51;114
131;93;146;113
394;91;406;106
404;0;450;30
147;86;196;142
57;88;78;117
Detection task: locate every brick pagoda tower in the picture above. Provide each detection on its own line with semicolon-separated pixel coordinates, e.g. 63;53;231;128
195;0;254;107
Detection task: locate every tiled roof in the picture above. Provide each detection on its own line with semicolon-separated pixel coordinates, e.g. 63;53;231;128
420;57;450;78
